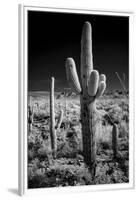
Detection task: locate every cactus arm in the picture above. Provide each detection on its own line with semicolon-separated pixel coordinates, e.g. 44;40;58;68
66;58;82;94
55;109;64;130
96;81;106;98
50;77;57;158
99;74;106;83
88;70;99;96
81;22;93;92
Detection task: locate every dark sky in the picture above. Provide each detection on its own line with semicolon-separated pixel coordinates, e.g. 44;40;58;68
28;10;129;91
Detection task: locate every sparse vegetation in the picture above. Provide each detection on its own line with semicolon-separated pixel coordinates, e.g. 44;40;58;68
28;89;129;188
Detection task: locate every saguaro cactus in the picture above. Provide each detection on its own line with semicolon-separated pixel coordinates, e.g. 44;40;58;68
66;22;106;177
50;77;57;158
112;123;118;159
28;105;34;133
103;114;118;159
49;77;64;158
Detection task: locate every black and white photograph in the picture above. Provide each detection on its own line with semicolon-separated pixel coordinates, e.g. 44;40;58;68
1;0;138;199
23;7;133;191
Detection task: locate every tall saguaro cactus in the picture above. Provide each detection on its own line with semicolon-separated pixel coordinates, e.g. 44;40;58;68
66;22;106;177
50;77;57;158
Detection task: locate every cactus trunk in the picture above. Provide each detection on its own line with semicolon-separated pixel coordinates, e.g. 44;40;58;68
80;98;97;175
50;77;57;158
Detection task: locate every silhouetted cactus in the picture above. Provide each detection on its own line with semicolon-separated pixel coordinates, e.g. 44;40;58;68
66;22;106;177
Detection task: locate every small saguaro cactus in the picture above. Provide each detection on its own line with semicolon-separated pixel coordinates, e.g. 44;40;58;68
50;77;57;158
112;123;118;159
49;77;64;158
103;113;118;159
28;105;34;133
66;22;106;177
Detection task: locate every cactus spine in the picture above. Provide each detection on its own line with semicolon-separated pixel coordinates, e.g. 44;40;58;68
66;22;106;177
50;77;57;158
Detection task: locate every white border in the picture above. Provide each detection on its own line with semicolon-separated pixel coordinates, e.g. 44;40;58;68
18;5;134;196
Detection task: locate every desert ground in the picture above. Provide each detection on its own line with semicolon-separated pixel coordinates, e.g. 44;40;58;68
28;90;129;188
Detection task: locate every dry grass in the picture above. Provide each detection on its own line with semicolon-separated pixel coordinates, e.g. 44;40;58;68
28;91;129;188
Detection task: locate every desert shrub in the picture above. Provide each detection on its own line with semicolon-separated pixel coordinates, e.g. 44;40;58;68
118;138;129;151
57;125;83;159
56;163;92;186
57;140;78;159
28;168;46;188
106;108;122;124
118;120;129;138
28;158;93;188
96;123;112;147
33;111;48;121
28;127;51;161
95;161;128;184
37;145;52;161
113;92;119;98
119;99;129;110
